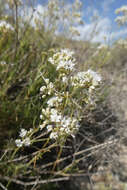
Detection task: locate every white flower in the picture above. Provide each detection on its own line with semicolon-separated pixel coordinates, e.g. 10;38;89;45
42;107;50;115
72;70;101;87
49;49;76;72
45;78;49;84
115;6;127;14
15;139;23;147
19;128;27;138
0;20;14;31
61;117;71;127
47;96;62;107
48;57;55;64
56;59;75;71
60;116;79;136
50;113;62;122
48;111;80;140
40;124;43;130
61;49;74;56
40;115;43;119
50;132;58;139
47;125;52;132
40;81;54;97
50;108;62;122
15;129;31;147
28;128;33;133
115;6;127;25
50;108;58;115
15;137;31;147
42;95;46;98
115;15;127;25
64;127;71;134
47;97;56;107
47;82;54;95
40;86;46;92
23;137;31;146
87;69;101;86
71;71;90;87
62;76;68;83
40;120;48;130
89;86;95;93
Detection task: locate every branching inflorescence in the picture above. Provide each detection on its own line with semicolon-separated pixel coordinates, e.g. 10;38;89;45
15;49;102;147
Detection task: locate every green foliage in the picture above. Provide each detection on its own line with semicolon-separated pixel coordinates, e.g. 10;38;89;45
0;22;55;151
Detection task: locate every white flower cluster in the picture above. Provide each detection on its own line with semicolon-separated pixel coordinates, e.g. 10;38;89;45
115;16;127;25
62;75;68;83
115;6;127;14
0;20;14;31
115;6;127;25
40;107;79;140
39;49;102;142
49;116;79;140
40;78;54;98
15;128;32;147
47;96;63;107
72;69;101;88
48;49;75;72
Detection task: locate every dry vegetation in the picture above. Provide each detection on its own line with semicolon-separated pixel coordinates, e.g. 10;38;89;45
0;1;127;190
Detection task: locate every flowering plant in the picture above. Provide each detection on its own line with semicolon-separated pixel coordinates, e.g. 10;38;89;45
15;49;102;147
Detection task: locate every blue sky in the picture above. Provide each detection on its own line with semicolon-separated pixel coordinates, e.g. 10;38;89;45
33;0;127;44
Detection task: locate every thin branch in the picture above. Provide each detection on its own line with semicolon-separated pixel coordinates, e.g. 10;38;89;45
0;175;69;186
0;182;8;190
